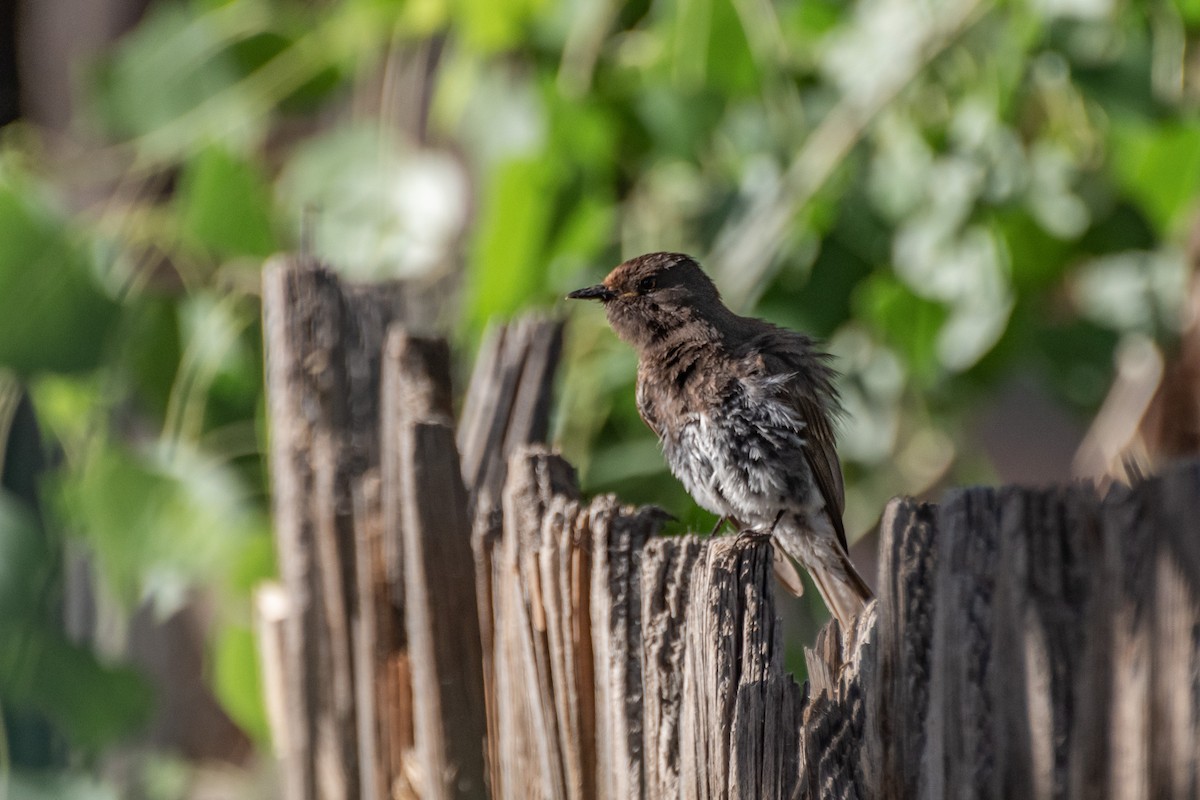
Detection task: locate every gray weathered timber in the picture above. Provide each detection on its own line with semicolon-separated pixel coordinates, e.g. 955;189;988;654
458;317;564;511
382;330;454;603
799;463;1200;800
374;330;456;798
399;420;488;800
872;498;938;800
489;449;586;799
351;472;386;800
260;266;1200;800
458;317;564;795
262;258;407;800
640;537;704;799
677;536;806;800
480;448;807;800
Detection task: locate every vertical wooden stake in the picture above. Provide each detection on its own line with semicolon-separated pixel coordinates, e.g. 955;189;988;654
399;421;488;799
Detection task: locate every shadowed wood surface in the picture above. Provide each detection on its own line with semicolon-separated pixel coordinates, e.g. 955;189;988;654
802;466;1200;800
262;257;408;800
399;421;487;799
261;261;1200;800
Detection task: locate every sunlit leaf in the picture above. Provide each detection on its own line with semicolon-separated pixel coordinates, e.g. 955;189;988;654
455;0;545;51
1110;119;1200;233
212;624;269;742
467;155;557;327
1175;0;1200;23
277;127;469;280
177;147;278;258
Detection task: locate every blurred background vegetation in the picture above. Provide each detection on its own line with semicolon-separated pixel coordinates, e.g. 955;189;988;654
0;0;1198;795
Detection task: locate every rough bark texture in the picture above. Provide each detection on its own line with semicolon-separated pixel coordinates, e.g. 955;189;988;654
263;258;407;800
261;262;1200;800
798;465;1200;800
475;449;808;800
399;421;488;800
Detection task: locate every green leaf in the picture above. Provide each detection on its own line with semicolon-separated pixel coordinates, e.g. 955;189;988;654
0;492;53;617
0;180;119;376
228;529;277;593
227;31;343;112
1110;119;1200;234
58;441;269;612
211;624;269;743
87;3;265;155
855;274;949;384
467;155;558;327
177;147;278;258
704;0;760;94
1175;0;1200;24
783;0;842;41
455;0;544;51
117;298;182;424
0;490;153;756
0;625;152;750
633;87;725;161
995;209;1071;292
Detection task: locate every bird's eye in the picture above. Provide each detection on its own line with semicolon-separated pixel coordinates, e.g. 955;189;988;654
638;277;657;294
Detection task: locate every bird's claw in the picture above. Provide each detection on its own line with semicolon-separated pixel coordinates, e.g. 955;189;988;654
733;527;772;546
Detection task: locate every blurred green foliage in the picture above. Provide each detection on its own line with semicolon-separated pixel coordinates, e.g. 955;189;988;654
1;0;1198;790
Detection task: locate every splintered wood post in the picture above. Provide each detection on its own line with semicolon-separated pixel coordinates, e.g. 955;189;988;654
458;318;565;509
381;327;486;799
383;331;455;597
590;499;654;800
398;420;488;799
489;449;584;799
375;330;455;796
457;318;564;795
676;537;805;800
260;259;1200;800
482;448;807;800
798;460;1200;800
873;498;938;800
640;537;703;799
262;258;407;800
351;473;387;800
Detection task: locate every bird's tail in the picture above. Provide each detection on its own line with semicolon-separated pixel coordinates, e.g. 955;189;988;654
808;551;872;631
774;517;872;630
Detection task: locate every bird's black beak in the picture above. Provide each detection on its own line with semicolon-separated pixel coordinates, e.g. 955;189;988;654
567;284;615;302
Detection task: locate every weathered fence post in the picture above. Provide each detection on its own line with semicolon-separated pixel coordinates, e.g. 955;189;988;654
259;259;1200;800
800;467;1200;800
261;258;408;800
260;259;565;799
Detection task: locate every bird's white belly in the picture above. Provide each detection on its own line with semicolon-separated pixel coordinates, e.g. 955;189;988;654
664;410;816;527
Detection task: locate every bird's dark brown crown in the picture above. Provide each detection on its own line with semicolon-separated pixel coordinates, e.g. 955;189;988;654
568;252;729;351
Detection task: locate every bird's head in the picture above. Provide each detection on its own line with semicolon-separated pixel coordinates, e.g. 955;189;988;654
567;252;723;350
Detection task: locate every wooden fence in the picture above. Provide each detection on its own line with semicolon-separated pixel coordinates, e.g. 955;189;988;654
257;258;1200;800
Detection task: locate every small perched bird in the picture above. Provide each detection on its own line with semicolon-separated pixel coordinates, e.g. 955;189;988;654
568;252;872;628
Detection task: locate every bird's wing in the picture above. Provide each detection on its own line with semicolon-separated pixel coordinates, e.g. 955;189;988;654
634;369;665;440
741;337;849;554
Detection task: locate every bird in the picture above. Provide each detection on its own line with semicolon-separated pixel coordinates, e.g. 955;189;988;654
567;251;872;628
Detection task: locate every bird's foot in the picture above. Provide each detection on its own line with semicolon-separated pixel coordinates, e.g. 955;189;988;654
708;515;730;537
733;527;772;546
